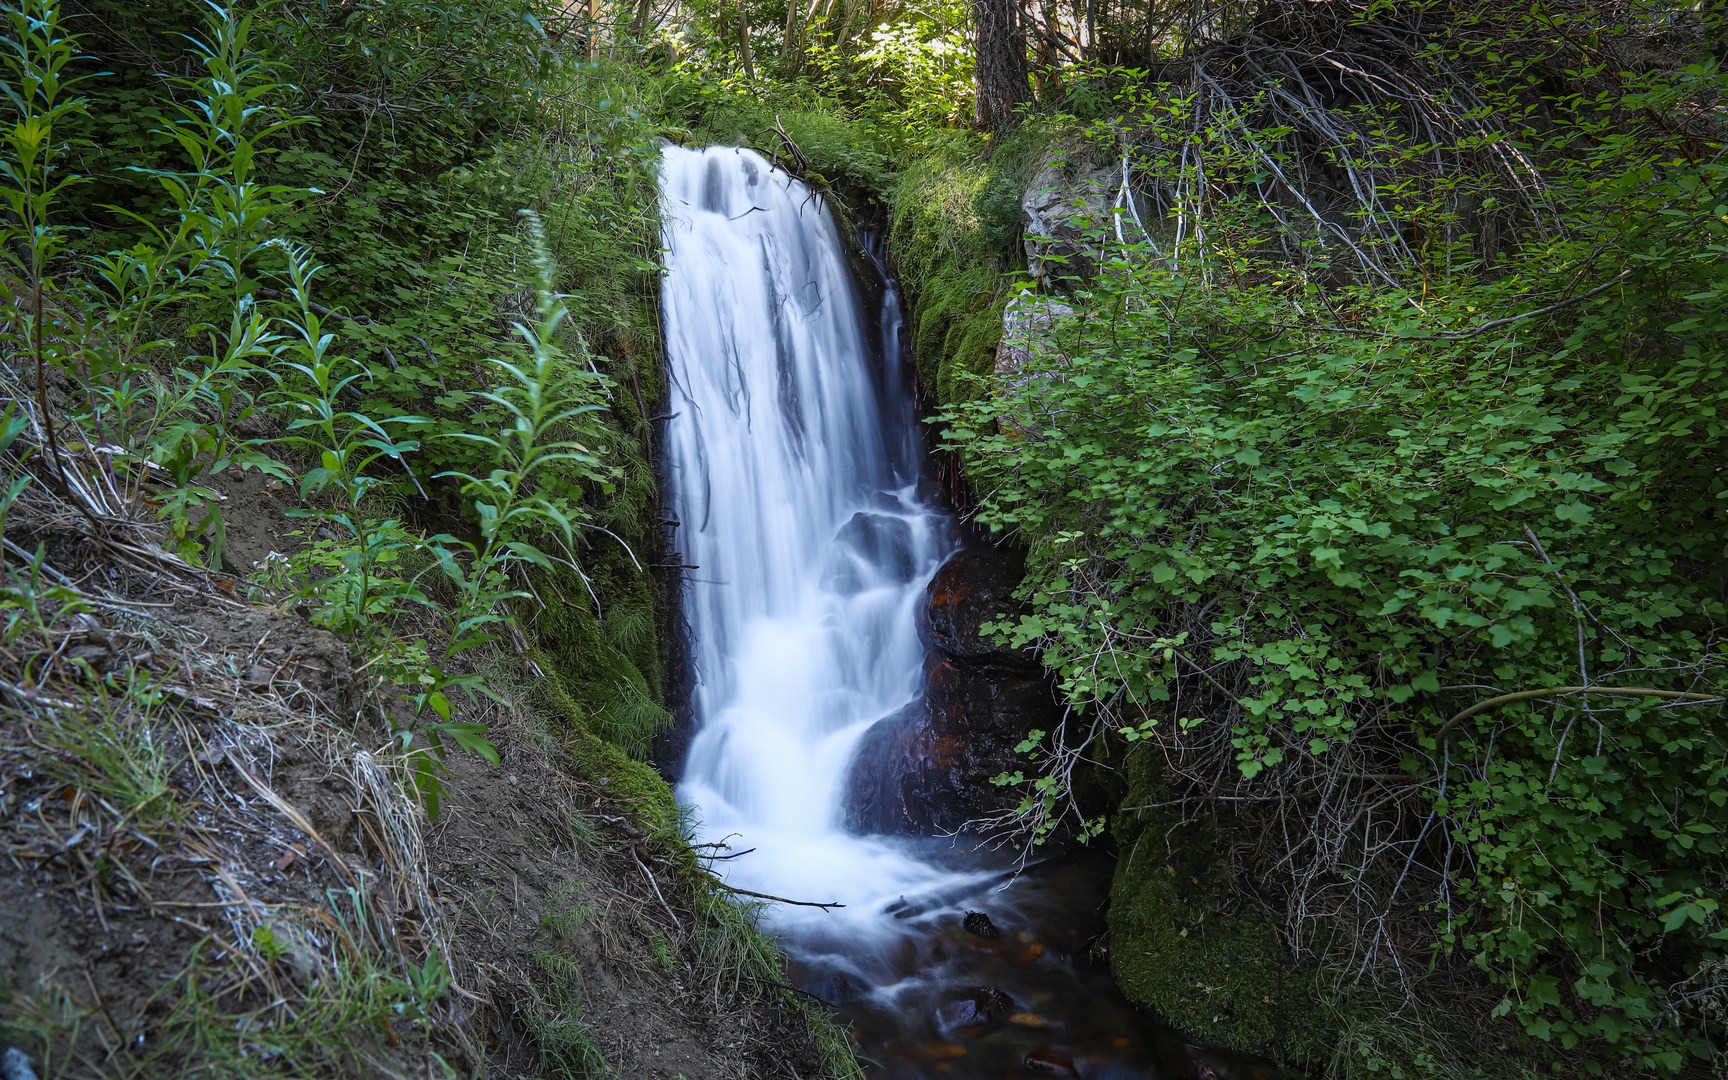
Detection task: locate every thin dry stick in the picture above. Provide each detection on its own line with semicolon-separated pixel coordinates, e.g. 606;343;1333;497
630;847;684;930
1438;270;1632;339
712;882;845;911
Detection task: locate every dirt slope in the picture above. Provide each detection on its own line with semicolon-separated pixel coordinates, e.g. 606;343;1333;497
0;424;846;1079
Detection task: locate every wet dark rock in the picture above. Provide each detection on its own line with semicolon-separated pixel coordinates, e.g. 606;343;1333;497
826;511;917;593
962;909;1002;940
935;998;990;1033
936;986;1015;1034
924;546;1035;669
976;986;1014;1015
787;959;868;1004
1024;1045;1080;1076
845;545;1062;836
1175;1044;1283;1080
843;652;1059;835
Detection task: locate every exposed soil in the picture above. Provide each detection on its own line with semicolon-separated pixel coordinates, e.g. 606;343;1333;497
213;466;303;578
432;720;749;1080
0;461;842;1079
0;584;405;1077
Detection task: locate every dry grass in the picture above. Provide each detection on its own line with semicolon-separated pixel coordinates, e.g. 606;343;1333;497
0;362;472;1077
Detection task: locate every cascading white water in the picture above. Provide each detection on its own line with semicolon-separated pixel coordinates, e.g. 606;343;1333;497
656;145;1269;1080
659;145;978;954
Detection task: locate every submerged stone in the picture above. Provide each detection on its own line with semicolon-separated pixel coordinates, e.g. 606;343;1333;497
824;510;919;593
937;986;1015;1034
1023;1045;1079;1076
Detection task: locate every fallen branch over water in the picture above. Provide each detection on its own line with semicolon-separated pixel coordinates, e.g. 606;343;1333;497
716;883;846;911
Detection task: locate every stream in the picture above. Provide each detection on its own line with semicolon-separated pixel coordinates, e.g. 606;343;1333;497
658;145;1277;1080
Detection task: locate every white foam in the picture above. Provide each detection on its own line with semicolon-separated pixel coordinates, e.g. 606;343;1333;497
660;145;977;951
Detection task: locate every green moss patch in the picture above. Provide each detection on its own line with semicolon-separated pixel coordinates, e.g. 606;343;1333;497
1107;748;1332;1067
887;131;1046;407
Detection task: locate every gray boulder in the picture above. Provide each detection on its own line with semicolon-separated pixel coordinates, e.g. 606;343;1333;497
1022;149;1119;286
994;293;1075;435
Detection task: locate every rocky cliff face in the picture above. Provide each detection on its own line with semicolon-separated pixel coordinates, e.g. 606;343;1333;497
1020;148;1120;287
994;145;1129;429
842;144;1134;841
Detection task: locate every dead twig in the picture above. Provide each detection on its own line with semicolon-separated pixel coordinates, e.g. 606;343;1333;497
1432;685;1723;746
709;881;845;911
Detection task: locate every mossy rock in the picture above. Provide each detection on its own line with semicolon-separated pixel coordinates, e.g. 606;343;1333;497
911;264;1009;404
1106;747;1334;1068
889;129;1049;409
532;565;672;761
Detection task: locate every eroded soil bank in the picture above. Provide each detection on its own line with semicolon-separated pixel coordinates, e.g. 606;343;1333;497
0;514;848;1079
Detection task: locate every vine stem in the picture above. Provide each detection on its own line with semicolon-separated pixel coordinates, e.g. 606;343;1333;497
1433;686;1722;745
31;265;69;498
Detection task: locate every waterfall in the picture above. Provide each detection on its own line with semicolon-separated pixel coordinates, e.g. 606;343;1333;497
659;144;977;947
656;144;1275;1080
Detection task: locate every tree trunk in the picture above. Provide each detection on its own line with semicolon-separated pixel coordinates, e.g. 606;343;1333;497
736;0;756;79
973;0;1030;131
835;0;864;52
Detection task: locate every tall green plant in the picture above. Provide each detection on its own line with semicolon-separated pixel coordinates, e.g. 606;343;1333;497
403;211;614;813
266;244;433;643
435;212;609;615
0;0;93;480
0;0;313;565
84;1;304;369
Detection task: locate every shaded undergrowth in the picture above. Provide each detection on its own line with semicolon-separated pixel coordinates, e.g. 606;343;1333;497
0;0;863;1076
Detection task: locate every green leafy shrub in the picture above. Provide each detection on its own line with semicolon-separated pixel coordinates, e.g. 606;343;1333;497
939;35;1728;1076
